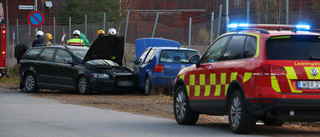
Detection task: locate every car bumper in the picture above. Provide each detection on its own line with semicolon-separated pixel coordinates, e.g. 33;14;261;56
90;78;135;92
246;98;320;121
151;76;176;88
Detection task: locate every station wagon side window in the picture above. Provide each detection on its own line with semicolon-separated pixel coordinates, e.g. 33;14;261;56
23;49;43;60
200;36;230;63
55;49;72;63
144;49;156;64
221;35;247;60
38;48;55;61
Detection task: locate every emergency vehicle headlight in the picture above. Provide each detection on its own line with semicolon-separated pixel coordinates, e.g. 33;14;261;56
296;25;310;30
92;73;110;79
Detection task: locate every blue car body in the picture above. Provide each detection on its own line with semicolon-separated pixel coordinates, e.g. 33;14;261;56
133;46;200;94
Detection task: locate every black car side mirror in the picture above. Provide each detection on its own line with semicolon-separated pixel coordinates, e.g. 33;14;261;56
189;55;200;68
64;59;74;66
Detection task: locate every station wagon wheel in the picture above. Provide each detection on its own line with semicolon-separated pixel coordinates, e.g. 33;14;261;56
24;73;39;93
174;85;199;125
144;77;152;95
228;90;256;134
77;76;91;95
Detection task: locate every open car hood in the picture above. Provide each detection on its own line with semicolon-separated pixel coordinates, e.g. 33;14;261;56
83;35;124;66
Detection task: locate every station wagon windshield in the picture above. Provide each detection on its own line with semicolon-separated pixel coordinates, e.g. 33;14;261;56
70;49;89;62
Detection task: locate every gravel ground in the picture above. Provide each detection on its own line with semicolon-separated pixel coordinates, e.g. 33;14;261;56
2;82;320;132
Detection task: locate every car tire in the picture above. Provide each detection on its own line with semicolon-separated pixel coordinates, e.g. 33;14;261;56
77;76;91;95
24;73;39;93
174;85;199;125
144;77;152;95
263;118;285;126
228;90;256;134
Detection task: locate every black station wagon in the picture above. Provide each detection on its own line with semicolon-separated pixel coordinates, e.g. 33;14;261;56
19;36;134;94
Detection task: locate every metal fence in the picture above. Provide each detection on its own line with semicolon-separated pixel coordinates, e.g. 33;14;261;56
6;1;320;71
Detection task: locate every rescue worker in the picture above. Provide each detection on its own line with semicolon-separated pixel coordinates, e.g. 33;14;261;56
15;32;31;91
107;28;117;36
46;33;53;45
67;30;84;46
32;30;44;47
79;33;89;46
97;29;105;37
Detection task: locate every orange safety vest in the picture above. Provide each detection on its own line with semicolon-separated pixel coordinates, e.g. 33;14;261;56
67;38;84;46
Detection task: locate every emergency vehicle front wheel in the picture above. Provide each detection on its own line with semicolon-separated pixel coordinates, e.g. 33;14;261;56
174;85;199;125
77;76;91;95
24;73;39;93
228;90;256;134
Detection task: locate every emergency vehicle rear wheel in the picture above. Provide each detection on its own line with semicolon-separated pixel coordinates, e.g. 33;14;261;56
174;85;199;125
228;90;256;134
24;73;39;93
77;76;91;95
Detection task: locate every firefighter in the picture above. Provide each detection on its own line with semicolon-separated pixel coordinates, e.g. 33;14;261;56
107;28;117;35
79;33;89;46
67;30;84;46
32;30;44;47
97;29;105;37
46;33;53;44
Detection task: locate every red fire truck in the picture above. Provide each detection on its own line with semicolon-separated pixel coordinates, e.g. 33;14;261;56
0;5;6;78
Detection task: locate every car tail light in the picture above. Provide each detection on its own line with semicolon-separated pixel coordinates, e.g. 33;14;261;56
253;64;286;76
153;64;165;72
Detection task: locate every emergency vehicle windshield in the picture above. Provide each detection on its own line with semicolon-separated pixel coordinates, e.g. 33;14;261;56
266;35;320;60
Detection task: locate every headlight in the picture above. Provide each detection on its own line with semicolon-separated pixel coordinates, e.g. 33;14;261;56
92;73;110;79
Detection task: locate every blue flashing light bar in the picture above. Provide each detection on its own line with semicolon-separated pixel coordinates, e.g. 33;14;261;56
296;25;310;30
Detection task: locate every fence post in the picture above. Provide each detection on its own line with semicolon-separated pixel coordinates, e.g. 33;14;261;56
85;15;87;37
53;17;55;44
217;4;222;37
286;0;289;24
103;12;106;31
124;10;130;44
210;12;214;43
152;12;160;38
16;19;19;44
69;17;71;40
188;18;192;49
247;1;250;24
225;0;229;33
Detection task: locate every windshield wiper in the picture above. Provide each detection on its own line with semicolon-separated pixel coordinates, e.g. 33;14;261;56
310;56;320;60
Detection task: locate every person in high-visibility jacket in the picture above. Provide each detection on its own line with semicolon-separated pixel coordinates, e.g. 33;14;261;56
67;30;84;46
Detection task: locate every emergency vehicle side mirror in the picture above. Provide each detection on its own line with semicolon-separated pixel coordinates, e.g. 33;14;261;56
189;55;200;68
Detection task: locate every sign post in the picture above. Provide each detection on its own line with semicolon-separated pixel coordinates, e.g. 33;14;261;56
28;11;44;27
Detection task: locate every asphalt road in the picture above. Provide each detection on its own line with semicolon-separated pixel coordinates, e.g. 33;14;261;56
1;88;319;137
0;88;253;137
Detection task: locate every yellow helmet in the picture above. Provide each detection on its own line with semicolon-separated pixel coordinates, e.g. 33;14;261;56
97;29;105;36
46;33;53;40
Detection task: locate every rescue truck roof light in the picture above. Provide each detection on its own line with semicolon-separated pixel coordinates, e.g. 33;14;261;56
228;23;311;33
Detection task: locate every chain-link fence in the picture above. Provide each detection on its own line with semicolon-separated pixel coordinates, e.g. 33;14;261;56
6;0;320;71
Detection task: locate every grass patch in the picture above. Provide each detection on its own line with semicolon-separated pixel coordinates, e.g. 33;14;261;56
0;65;20;85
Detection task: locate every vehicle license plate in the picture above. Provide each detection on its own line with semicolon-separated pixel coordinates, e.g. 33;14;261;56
297;81;320;89
118;81;134;86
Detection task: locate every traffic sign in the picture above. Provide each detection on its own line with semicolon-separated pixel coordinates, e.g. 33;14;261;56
28;11;44;27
